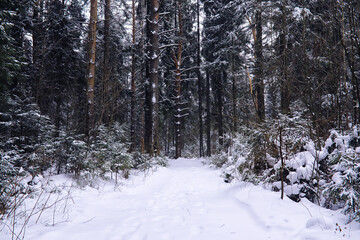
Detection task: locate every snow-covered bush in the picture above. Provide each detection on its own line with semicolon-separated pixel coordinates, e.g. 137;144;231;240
132;152;167;171
254;122;360;222
0;91;56;214
210;152;228;168
91;124;132;178
208;130;257;183
323;128;360;222
256;115;317;200
0;152;18;214
0;91;56;172
87;124;168;179
236;115;312;185
63;136;88;176
227;115;334;202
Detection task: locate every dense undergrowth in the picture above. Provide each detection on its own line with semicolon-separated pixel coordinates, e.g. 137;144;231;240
210;115;360;223
0;103;167;220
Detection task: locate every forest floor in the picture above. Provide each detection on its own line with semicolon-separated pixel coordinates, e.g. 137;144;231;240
2;158;360;240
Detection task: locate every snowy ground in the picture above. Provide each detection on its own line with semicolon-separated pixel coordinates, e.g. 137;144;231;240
2;158;360;240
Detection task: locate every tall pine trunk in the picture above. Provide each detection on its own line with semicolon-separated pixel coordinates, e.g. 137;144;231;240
206;71;211;156
86;0;98;137
254;0;265;121
216;72;224;146
101;0;111;125
33;0;44;109
231;52;237;133
149;0;160;155
197;0;204;157
130;0;136;152
173;0;183;159
144;0;153;153
139;0;146;153
280;0;290;115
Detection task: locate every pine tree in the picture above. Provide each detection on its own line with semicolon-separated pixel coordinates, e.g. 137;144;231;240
196;0;204;157
149;0;160;155
101;0;112;125
202;0;247;149
130;0;136;152
86;0;98;137
253;0;265;121
37;0;85;136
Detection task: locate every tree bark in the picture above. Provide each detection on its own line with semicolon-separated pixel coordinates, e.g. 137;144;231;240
254;0;265;121
280;0;290;115
217;71;224;146
86;0;98;137
32;0;43;67
231;50;237;133
101;0;111;125
173;0;183;159
130;0;136;152
149;0;160;155
347;3;360;124
144;0;153;153
197;0;204;157
139;0;146;154
206;71;211;156
33;0;44;108
279;125;284;200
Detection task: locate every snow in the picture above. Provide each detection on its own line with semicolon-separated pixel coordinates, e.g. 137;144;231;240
2;158;360;240
304;141;328;161
284;183;303;196
286;151;314;170
287;171;298;184
356;147;360;154
354;127;359;138
72;140;86;147
266;153;276;167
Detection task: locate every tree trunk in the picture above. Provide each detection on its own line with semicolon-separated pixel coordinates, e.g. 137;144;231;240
173;0;183;159
231;51;237;133
197;0;204;157
149;0;160;155
280;0;290;115
32;0;43;68
139;0;146;153
144;0;153;153
348;3;360;124
33;0;44;107
55;91;61;137
86;0;98;137
279;125;284;200
217;71;224;146
254;0;265;121
130;0;136;152
101;0;111;125
206;71;211;156
340;3;360;126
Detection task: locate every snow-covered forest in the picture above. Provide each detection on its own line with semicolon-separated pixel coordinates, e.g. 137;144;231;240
1;0;360;239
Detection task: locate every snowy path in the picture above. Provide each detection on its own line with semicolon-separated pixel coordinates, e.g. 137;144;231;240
9;158;360;240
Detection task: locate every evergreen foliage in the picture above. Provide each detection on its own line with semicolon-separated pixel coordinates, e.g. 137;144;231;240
323;128;360;222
